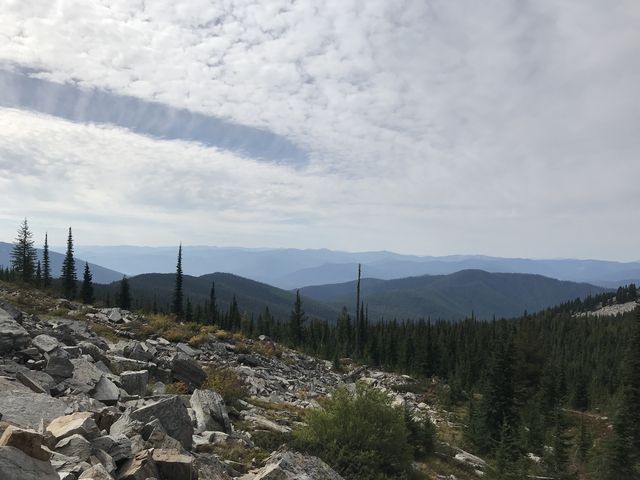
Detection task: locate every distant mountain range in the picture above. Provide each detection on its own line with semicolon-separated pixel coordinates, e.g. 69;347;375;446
0;242;123;284
299;269;607;321
72;245;640;289
103;269;606;322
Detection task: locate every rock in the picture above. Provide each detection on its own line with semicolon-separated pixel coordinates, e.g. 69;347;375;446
191;389;231;434
107;309;122;323
93;375;120;405
0;425;50;461
124;341;155;362
78;463;115;480
32;334;61;353
78;341;109;364
0;445;59;480
152;448;195;480
55;433;92;462
251;449;344;480
0;308;30;354
237;354;262;367
124;396;193;451
45;349;74;381
91;435;132;463
117;449;159;480
0;384;68;428
107;356;148;374
244;414;291;434
453;449;486;470
177;343;199;357
16;370;55;394
46;412;100;442
120;370;149;397
68;358;104;393
171;352;206;389
92;448;117;474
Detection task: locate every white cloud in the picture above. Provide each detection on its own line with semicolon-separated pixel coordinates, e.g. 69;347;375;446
0;0;638;259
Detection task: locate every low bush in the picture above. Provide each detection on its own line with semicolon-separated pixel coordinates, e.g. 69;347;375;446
203;367;248;405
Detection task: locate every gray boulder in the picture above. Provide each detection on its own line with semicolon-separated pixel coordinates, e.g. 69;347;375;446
251;450;344;480
93;375;120;405
45;349;74;381
0;378;68;428
171;352;206;389
32;334;61;353
16;370;56;394
0;308;30;354
152;448;195;480
91;435;132;463
120;370;149;397
78;463;115;480
113;396;193;450
191;389;231;434
117;449;159;480
54;433;92;462
0;445;59;480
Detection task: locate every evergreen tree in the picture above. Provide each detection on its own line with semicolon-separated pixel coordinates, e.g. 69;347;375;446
289;290;305;344
61;227;77;299
42;233;52;287
81;262;94;304
228;295;241;331
35;261;42;287
185;297;193;322
478;334;518;452
209;280;218;325
10;218;37;283
547;407;574;480
172;244;183;318
119;276;131;310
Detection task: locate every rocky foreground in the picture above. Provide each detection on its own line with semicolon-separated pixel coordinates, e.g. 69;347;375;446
0;290;463;480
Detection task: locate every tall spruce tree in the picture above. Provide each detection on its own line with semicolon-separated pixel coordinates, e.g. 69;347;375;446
61;227;77;299
172;244;183;318
209;281;218;325
81;262;94;304
35;261;42;287
119;276;132;310
42;233;52;287
10;218;37;283
289;290;305;344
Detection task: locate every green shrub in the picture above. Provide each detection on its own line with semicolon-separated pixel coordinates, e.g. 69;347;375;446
294;383;414;479
202;367;248;405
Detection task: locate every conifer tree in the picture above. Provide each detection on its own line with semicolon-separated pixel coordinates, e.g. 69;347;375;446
35;261;42;287
289;290;305;344
185;297;193;322
228;295;241;331
42;233;52;287
119;276;131;310
61;227;77;299
547;407;574;480
11;218;37;283
209;281;218;325
172;244;183;318
81;262;94;304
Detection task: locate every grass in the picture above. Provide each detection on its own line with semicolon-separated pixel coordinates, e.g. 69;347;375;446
202;367;248;405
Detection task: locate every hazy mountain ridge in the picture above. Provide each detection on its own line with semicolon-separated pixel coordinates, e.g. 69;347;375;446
72;245;640;289
299;270;607;321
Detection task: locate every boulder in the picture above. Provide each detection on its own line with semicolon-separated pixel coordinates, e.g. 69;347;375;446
78;341;109;364
107;356;148;374
0;380;68;428
123;341;155;362
45;349;74;381
152;448;195;480
46;412;100;442
68;358;104;393
16;370;55;394
251;450;344;480
32;334;61;353
54;433;92;462
171;352;206;388
92;448;117;474
120;370;149;397
93;375;120;405
191;389;231;434
0;425;49;461
117;449;159;480
0;308;30;354
91;435;132;464
121;396;193;450
78;463;115;480
0;445;59;480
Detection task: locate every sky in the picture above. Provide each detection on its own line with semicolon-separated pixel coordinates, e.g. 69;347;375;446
0;0;638;261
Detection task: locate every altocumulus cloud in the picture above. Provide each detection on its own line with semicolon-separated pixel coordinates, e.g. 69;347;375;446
0;0;638;259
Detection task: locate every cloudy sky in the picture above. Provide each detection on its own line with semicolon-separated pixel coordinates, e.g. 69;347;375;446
0;0;638;260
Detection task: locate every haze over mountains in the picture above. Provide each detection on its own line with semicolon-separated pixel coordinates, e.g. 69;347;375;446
72;245;640;289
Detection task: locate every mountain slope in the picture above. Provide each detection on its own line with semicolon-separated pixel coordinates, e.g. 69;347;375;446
299;270;607;320
102;272;340;321
0;241;123;284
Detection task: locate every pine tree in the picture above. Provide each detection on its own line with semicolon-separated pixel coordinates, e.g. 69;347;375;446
172;244;183;318
61;227;77;299
547;407;574;480
289;290;305;344
42;233;52;287
35;261;42;287
10;218;37;283
209;281;218;325
185;297;193;322
81;262;94;304
228;295;241;331
119;276;131;310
